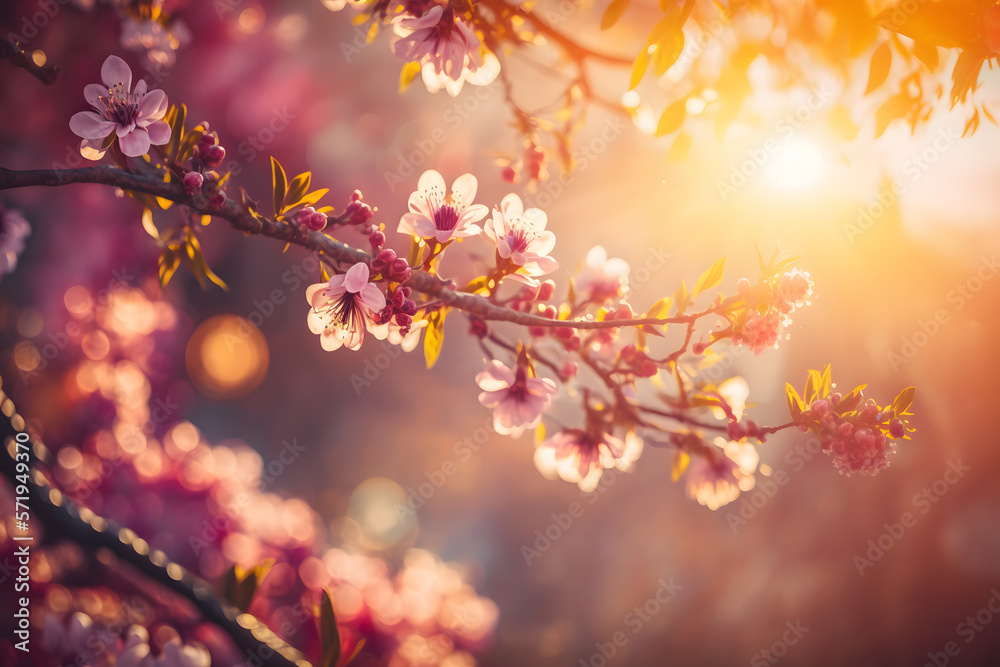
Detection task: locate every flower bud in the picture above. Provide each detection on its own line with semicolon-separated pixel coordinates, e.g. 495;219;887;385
377;248;397;265
182;171;204;195
204;144;226;168
369;229;386;249
537;280;556;301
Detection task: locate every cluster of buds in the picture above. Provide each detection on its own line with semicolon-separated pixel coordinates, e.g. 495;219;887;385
802;395;905;476
295;206;329;231
368;231;413;284
379;285;419;334
344;189;375;228
617;344;658;378
181;123;228;207
730;269;813;354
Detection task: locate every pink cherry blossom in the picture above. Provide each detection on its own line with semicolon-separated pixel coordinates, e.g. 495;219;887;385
575;245;630;303
685;438;758;510
392;5;500;96
733;310;783;355
398;169;489;243
774;268;813;313
476;359;557;438
69;55;171;159
484;193;558;287
534;428;624;492
306;263;386;351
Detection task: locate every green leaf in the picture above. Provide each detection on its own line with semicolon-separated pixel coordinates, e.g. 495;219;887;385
692;257;726;296
655;98;687;137
423;309;448;369
271;157;287;217
320;589;341;667
600;0;629;30
865;42;892;95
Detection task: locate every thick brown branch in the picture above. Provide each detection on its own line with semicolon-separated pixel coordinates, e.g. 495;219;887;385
0;37;59;85
0;166;717;332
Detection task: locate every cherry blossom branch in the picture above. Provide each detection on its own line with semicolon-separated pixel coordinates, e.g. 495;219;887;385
0;37;59;85
0;383;308;667
0;165;727;332
486;0;633;66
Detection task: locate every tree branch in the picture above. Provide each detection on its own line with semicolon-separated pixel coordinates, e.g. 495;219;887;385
0;37;59;85
0;166;721;332
0;380;311;667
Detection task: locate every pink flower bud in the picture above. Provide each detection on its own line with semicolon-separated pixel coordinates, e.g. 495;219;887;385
182;171;204;195
470;319;488;338
537;280;556;301
501;165;519;184
529;326;546;337
378;249;397;265
400;300;417;316
204;144;226;168
391;258;409;277
307;211;328;231
888;419;905;439
369;229;386;249
208;191;227;206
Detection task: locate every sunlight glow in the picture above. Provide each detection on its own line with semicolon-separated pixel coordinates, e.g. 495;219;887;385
765;137;826;190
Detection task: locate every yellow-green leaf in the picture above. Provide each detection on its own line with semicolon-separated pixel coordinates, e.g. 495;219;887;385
286;172;312;206
646;296;673;320
289;188;329;210
667;132;691;161
320;589;341;667
399;61;421;93
655;98;687;137
671;450;690;481
600;0;629;30
271;157;287;217
630;49;650;90
423;309;448;369
892;386;916;415
692;257;726;296
141;208;160;241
